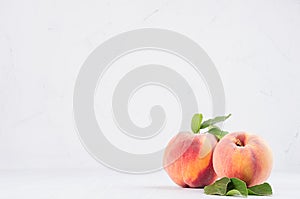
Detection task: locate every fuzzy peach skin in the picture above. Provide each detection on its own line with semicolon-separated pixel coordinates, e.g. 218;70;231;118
213;132;273;187
163;132;218;188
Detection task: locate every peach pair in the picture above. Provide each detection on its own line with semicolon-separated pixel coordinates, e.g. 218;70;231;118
163;132;272;187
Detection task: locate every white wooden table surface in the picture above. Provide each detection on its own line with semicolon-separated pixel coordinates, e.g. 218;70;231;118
1;169;299;199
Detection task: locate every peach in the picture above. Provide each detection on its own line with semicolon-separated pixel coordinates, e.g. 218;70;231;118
213;132;273;187
163;132;218;188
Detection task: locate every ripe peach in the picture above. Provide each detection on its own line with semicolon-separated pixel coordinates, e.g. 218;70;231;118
163;132;218;188
213;132;273;187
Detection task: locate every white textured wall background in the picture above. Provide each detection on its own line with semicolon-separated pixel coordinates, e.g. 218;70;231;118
0;0;300;173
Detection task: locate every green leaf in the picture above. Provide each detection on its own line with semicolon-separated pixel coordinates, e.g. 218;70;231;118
208;127;229;140
200;114;231;129
226;189;244;196
248;183;273;196
204;177;231;195
228;178;248;197
204;177;273;197
191;113;203;134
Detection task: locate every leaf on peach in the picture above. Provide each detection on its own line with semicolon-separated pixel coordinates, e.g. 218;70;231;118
200;114;231;129
248;183;272;196
208;127;228;141
204;177;231;195
191;113;203;134
228;178;248;197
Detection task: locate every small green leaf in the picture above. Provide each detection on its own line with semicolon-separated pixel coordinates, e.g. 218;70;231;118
226;189;243;196
191;113;203;134
200;114;231;129
208;127;229;140
248;183;273;196
228;178;248;197
204;177;231;195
